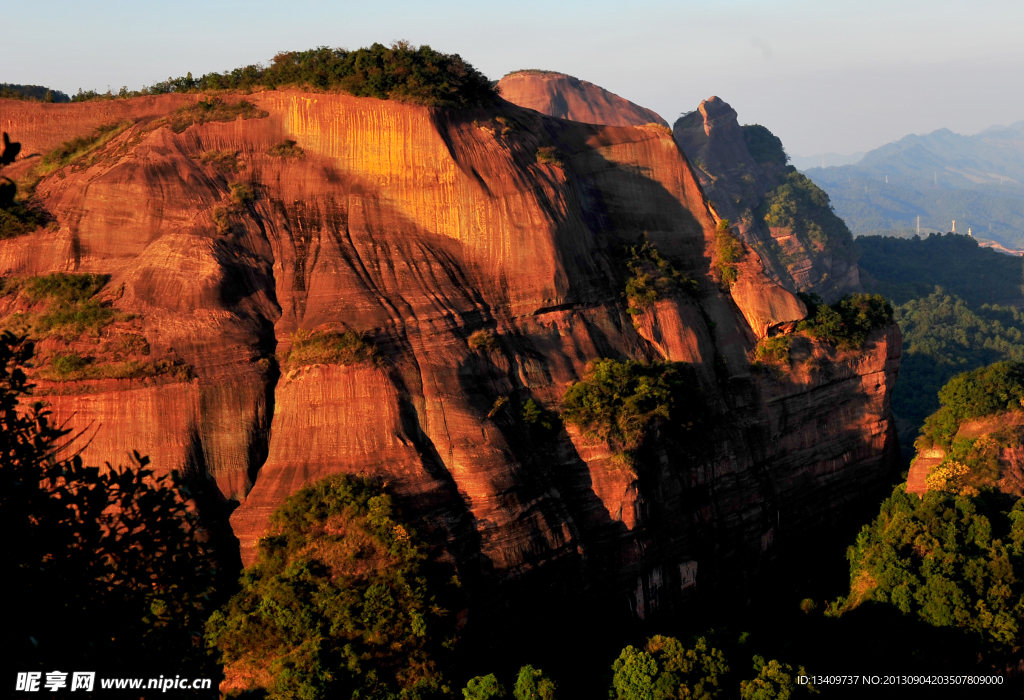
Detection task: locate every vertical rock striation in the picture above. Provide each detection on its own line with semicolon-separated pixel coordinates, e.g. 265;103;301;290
0;91;898;619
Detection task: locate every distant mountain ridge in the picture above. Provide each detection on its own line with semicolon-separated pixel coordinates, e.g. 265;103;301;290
802;121;1024;246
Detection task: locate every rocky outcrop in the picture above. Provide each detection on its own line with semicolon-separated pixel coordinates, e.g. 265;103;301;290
0;91;898;620
905;412;1024;497
496;71;667;127
674;97;861;301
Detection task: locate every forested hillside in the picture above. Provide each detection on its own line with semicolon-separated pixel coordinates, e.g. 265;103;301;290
859;234;1024;459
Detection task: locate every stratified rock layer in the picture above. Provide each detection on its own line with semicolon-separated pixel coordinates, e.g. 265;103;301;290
0;91;898;618
496;71;667;127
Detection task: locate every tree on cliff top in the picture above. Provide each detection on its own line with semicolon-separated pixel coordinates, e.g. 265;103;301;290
206;474;461;700
78;42;498;108
1;331;219;679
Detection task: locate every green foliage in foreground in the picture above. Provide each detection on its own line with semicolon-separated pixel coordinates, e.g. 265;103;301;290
206;474;459;700
561;358;700;453
842;486;1024;656
2;332;218;675
609;636;814;700
462;674;506;699
796;293;892;350
79;42;496;108
858;233;1024;307
513;665;556;700
461;666;556;700
624;234;698;315
918;361;1024;449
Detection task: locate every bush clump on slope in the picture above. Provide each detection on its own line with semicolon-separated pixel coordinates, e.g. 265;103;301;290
206;474;460;700
762;169;856;257
279;329;377;370
624;234;698;315
713;220;743;289
1;273;121;339
168;98;268;134
796;293;892;350
562;358;700;453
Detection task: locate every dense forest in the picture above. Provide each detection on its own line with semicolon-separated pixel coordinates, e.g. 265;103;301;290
858;233;1024;459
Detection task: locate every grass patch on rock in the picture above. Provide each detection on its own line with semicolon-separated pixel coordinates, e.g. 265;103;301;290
36;122;132;177
280;329;377;370
266;140;305;159
199;150;244;173
168;98;268;134
40;351;194;382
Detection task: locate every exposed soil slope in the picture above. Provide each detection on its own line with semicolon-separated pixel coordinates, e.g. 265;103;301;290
497;71;667;127
0;91;898;619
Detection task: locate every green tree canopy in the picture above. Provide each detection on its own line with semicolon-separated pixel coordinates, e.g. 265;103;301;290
463;674;507;700
206;474;460;699
76;42;497;108
611;645;658;700
2;331;218;677
561;359;701;453
844;486;1024;655
646;635;729;700
739;656;813;700
513;665;556;700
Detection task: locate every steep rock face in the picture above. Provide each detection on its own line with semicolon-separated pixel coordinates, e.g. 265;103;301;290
0;92;898;618
674;97;861;300
496;71;667;127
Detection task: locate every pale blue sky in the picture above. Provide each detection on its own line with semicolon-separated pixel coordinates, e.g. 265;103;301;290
4;0;1022;156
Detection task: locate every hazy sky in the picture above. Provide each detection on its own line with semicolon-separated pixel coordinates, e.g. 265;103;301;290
4;0;1022;156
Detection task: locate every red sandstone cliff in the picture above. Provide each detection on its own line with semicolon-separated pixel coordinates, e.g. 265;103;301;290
674;97;861;301
496;71;667;127
0;91;898;617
